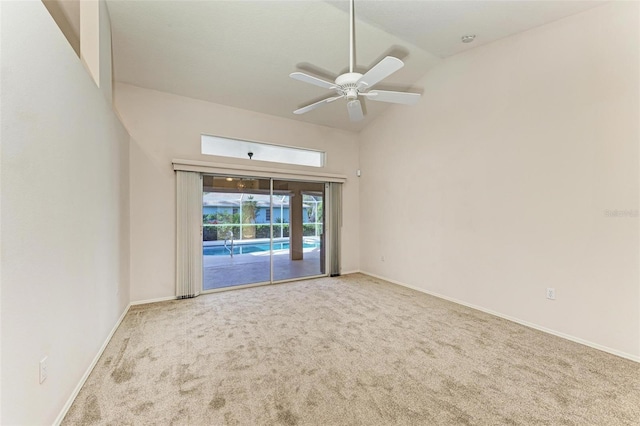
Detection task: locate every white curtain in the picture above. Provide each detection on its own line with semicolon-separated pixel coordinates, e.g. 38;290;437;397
176;171;202;298
325;182;342;276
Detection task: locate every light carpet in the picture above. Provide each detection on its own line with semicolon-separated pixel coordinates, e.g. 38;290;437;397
63;274;640;425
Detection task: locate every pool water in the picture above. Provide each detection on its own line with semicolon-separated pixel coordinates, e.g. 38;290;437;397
204;241;319;256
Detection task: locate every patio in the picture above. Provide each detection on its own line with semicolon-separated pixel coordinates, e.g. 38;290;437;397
203;248;322;290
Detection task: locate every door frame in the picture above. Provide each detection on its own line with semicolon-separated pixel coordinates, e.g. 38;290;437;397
200;173;332;294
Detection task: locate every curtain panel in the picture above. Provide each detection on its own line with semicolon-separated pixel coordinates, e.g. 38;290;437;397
326;182;342;276
176;171;202;298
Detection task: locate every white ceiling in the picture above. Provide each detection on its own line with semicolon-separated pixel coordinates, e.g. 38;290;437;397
106;0;606;132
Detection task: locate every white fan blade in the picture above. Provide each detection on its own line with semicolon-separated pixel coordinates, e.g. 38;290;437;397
294;96;343;115
362;90;421;105
290;72;336;90
357;56;404;89
347;100;364;122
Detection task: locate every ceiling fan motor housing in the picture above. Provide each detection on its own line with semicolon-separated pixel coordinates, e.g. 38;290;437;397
335;72;363;100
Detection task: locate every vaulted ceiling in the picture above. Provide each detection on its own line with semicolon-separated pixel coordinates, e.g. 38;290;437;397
106;0;606;132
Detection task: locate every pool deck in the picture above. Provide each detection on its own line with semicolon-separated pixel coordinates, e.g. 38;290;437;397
203;248;323;290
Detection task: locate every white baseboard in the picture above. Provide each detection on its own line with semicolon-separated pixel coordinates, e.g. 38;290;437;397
339;269;361;275
360;271;640;363
130;295;177;306
53;303;132;425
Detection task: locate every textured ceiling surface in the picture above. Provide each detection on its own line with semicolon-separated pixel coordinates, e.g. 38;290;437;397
106;0;606;132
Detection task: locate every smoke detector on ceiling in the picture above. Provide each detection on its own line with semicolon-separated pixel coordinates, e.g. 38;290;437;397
461;35;476;43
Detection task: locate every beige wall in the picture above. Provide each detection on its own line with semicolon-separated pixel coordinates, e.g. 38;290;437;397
99;0;113;104
41;0;80;56
80;0;100;88
0;1;129;424
1;3;637;424
359;2;640;359
114;83;360;302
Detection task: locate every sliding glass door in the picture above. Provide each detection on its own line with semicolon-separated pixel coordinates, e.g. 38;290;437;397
272;180;324;281
202;175;272;290
202;175;326;291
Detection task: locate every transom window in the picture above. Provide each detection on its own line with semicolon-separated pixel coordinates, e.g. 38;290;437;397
201;134;325;168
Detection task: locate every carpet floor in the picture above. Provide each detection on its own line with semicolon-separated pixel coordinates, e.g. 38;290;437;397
62;274;640;425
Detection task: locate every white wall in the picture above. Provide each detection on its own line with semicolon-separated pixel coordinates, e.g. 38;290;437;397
359;2;639;359
0;1;130;424
114;83;360;302
99;0;113;104
80;0;100;88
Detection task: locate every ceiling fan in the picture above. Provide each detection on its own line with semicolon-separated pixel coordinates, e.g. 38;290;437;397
290;0;421;122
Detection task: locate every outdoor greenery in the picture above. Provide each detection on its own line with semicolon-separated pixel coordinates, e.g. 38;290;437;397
203;212;239;224
202;224;292;241
303;195;323;223
303;224;322;236
201;195;321;242
241;197;258;239
203;225;238;241
203;212;239;240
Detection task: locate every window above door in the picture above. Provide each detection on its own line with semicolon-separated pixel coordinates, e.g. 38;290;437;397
201;134;325;168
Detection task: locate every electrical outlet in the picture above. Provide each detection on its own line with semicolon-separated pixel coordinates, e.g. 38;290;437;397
546;288;556;300
380;255;385;262
39;356;48;384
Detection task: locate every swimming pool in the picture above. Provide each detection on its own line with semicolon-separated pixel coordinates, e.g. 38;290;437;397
203;241;319;256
